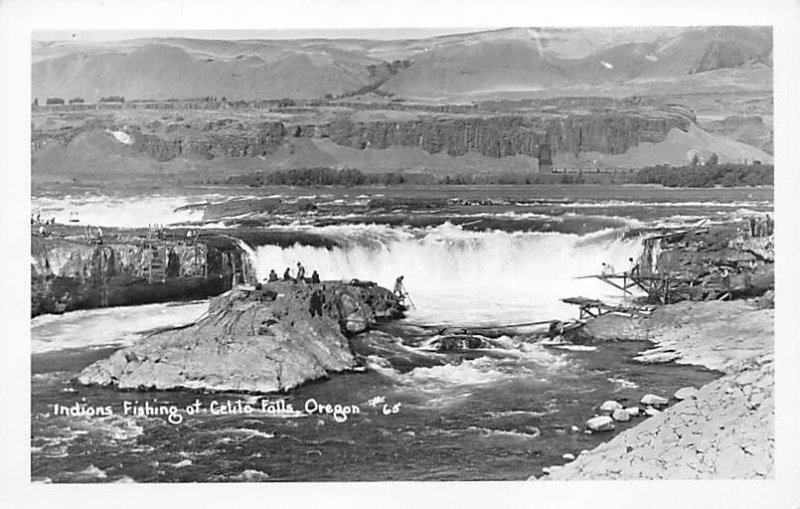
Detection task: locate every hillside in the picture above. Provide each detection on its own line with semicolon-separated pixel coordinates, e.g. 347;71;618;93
30;27;773;181
32;27;772;103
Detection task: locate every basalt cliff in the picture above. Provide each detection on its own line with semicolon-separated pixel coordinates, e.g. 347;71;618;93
31;102;697;179
31;227;253;317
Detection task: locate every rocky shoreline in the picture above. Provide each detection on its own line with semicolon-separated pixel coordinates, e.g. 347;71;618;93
537;300;774;480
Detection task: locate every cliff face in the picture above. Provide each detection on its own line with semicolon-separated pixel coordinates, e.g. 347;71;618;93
129;121;286;161
30;234;249;316
320;112;691;158
31;107;693;168
546;114;691;156
323;116;542;157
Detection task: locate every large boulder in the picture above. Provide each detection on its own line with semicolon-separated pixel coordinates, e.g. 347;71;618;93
674;386;699;400
600;400;623;413
624;406;640;417
586;415;615;432
641;394;669;406
612;409;631;422
433;334;488;351
77;280;403;393
349;331;450;372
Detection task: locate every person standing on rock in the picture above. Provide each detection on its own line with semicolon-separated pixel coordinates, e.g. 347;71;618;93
309;289;324;317
311;270;320;284
268;269;278;282
394;275;407;300
295;262;306;283
283;267;292;281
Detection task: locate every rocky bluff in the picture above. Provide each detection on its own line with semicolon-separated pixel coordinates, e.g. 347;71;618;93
32;104;693;164
77;280;405;393
323;110;690;158
31;229;253;317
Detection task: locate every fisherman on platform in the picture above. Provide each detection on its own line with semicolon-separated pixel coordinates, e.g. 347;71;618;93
295;262;306;283
628;257;640;277
601;262;615;276
268;269;278;282
311;270;320;284
283;267;292;281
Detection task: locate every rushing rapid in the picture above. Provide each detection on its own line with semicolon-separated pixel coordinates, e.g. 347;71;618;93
30;184;769;482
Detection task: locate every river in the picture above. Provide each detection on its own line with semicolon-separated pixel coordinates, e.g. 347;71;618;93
30;184;772;482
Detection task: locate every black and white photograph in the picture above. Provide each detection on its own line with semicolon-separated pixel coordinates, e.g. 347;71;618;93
2;0;800;506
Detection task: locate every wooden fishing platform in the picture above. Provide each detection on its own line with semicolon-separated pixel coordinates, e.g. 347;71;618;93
566;220;712;311
576;271;680;305
561;296;631;319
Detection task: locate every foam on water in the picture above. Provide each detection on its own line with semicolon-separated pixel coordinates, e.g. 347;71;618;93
466;425;542;440
250;222;644;325
405;358;508;386
74;465;107;480
551;344;598;352
31;301;208;353
210;428;276;441
227;469;271;482
32;194;212;227
556;199;773;209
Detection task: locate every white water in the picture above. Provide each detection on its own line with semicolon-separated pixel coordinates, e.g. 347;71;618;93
31;301;208;353
251;223;644;325
32;195;212;228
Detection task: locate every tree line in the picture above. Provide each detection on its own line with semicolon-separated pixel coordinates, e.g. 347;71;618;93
226;168;410;187
222;162;773;188
633;163;773;187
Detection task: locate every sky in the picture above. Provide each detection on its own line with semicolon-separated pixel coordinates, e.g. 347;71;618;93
32;28;488;42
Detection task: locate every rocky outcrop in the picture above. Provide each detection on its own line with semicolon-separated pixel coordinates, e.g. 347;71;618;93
77;280;405;392
649;223;774;302
349;330;449;372
30;230;251;316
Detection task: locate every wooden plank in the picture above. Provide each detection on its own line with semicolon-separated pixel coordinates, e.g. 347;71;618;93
596;275;633;295
562;296;603;306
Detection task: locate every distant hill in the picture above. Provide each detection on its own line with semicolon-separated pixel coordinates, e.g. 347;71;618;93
32;26;772;102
